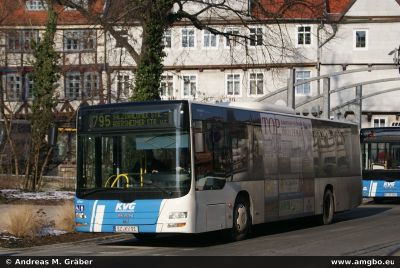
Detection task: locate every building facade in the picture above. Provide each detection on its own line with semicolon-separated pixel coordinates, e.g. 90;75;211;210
1;0;400;176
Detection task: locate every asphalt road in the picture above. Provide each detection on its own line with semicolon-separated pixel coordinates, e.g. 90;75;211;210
2;202;400;256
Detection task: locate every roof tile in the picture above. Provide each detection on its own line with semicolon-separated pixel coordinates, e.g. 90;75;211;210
0;0;105;26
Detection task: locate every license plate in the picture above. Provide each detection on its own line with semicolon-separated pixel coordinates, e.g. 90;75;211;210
115;225;138;233
384;193;398;197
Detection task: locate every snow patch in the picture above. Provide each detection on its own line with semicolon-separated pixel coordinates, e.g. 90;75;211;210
0;234;21;240
0;189;74;200
39;227;68;237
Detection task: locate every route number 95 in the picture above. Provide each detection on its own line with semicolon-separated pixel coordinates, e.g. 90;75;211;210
89;115;111;128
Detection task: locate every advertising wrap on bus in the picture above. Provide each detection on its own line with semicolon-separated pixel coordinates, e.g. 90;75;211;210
75;100;361;241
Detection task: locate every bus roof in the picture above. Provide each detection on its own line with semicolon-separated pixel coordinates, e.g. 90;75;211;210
213;101;296;114
77;100;358;127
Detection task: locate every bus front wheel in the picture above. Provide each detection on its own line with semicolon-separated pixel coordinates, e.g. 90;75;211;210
230;196;251;241
321;189;334;225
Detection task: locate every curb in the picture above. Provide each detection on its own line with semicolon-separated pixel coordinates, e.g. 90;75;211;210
0;234;128;255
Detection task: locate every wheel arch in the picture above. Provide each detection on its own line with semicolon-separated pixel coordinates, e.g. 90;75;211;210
235;190;252;222
324;184;336;212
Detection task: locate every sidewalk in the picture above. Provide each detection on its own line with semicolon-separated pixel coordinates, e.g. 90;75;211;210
391;250;400;256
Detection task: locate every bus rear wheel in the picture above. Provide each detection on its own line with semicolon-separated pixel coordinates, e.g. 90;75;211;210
230;196;251;241
321;189;334;225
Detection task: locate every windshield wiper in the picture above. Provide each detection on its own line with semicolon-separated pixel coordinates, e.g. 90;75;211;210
143;180;172;196
79;181;173;197
79;188;110;197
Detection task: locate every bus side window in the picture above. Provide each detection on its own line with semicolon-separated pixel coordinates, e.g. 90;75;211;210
230;123;250;181
194;121;227;191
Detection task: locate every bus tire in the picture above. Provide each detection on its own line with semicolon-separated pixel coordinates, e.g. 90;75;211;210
134;233;156;241
230;195;251;241
321;189;334;225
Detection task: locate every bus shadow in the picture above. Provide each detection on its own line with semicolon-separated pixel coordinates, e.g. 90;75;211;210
371;199;400;205
332;205;391;223
100;206;391;248
100;232;230;247
251;205;391;238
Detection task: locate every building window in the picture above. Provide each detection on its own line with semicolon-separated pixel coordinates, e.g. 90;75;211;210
7;30;39;52
160;75;174;97
354;30;367;49
65;72;81;100
83;72;99;98
162;29;172;48
7;32;21;51
249;73;263;95
225;28;240;47
64;30;96;51
182;28;195;48
64;31;79;50
117;75;131;100
182;75;196;97
25;0;48;11
56;130;76;164
226;74;241;96
298;26;311;45
64;0;88;10
6;74;22;101
203;30;217;48
249;28;263;46
25;73;34;99
82;31;96;50
22;30;38;51
295;71;311;95
373;118;386;127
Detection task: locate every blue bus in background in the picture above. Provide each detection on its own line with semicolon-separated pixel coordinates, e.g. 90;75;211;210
361;127;400;201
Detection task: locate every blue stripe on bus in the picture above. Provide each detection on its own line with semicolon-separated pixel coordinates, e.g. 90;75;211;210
75;198;163;233
362;180;400;197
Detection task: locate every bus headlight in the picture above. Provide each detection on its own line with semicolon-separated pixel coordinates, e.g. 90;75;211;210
169;212;187;219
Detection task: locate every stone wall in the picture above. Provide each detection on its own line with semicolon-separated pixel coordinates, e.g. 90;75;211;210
0;174;75;191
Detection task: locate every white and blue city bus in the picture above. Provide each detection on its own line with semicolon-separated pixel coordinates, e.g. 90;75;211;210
75;100;362;240
361;127;400;201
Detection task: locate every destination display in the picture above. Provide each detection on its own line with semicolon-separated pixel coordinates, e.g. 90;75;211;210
82;110;175;131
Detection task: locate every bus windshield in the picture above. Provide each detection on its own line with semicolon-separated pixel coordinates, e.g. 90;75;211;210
77;130;191;199
362;142;400;170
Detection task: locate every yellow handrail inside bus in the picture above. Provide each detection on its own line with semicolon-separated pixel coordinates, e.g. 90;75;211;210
104;174;117;187
104;173;130;188
139;154;147;186
111;173;130;188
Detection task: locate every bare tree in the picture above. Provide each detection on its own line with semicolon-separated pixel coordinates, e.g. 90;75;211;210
57;0;325;100
0;0;25;178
